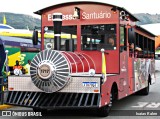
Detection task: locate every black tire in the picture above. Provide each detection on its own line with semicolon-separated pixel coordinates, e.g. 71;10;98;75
138;81;150;95
97;90;113;117
97;105;110;117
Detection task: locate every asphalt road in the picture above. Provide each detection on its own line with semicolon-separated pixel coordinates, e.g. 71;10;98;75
1;72;160;119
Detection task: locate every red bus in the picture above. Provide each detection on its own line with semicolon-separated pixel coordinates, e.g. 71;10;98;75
4;1;156;116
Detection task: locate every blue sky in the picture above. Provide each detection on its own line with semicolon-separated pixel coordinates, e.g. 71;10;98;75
0;0;160;18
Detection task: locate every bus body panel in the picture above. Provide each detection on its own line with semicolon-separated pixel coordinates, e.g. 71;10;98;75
3;1;156;113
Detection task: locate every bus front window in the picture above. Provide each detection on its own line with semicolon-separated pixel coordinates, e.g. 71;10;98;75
81;24;116;51
44;25;77;51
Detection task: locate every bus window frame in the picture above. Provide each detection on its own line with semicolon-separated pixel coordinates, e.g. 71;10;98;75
47;25;77;51
81;24;117;51
120;25;127;52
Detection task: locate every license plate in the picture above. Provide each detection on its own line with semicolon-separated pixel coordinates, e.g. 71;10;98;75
82;82;98;88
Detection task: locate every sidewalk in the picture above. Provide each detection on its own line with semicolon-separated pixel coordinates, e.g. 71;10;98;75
0;105;12;110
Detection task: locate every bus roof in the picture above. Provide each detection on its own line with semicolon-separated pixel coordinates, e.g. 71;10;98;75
0;36;40;48
34;1;139;22
0;36;32;43
0;24;15;29
136;25;156;38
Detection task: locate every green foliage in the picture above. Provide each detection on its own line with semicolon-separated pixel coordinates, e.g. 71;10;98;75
0;12;160;29
0;12;40;30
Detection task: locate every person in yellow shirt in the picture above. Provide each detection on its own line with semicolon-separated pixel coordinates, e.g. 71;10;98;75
24;60;31;75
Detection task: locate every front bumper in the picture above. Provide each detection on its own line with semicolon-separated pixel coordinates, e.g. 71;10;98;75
5;91;101;109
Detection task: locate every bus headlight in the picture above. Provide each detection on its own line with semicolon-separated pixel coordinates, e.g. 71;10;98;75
46;43;53;49
89;69;95;76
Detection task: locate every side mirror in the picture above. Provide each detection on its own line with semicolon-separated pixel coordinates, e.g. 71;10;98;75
32;30;38;45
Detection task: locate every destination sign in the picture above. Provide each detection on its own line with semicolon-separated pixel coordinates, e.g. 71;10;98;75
48;11;112;21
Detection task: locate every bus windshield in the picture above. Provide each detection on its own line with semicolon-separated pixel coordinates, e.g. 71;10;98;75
45;26;77;51
81;24;116;51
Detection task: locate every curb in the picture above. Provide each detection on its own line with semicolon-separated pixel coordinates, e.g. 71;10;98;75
0;105;12;110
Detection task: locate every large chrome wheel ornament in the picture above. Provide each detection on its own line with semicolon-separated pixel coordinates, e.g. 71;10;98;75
30;49;70;93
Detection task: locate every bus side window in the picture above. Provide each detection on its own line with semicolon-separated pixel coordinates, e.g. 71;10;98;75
135;33;143;58
81;24;117;51
120;26;126;52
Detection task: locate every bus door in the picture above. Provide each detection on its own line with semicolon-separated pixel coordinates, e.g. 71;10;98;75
81;24;120;74
128;28;136;94
119;26;129;97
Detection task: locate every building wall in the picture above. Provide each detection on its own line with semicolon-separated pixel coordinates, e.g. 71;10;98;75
155;35;160;49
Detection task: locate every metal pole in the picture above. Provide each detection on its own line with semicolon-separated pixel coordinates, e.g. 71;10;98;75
53;13;62;50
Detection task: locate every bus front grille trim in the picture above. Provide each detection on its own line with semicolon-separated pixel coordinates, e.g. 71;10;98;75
5;91;100;108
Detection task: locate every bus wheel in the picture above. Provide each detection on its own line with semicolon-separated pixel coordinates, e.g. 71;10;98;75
97;93;113;117
138;81;150;95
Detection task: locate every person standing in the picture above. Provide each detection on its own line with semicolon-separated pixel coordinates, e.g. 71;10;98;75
13;60;22;70
13;60;23;75
24;60;31;75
